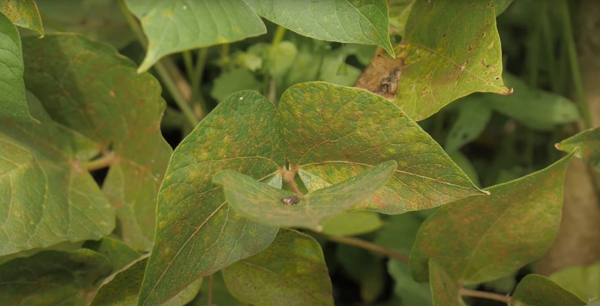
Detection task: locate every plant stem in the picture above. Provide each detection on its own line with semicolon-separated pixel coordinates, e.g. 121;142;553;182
559;0;591;129
183;50;194;81
117;0;199;128
315;233;409;263
459;288;511;304
85;151;116;171
190;48;209;117
207;273;214;306
272;26;286;45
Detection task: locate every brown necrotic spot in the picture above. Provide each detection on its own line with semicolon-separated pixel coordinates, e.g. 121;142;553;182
280;196;300;206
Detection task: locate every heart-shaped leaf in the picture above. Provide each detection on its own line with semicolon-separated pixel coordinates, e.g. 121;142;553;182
22;34;172;251
0;12;35;122
0;249;112;305
395;0;511;120
556;126;600;171
411;152;574;284
0;92;114;256
0;0;43;36
213;160;396;231
222;229;333;306
141;83;483;306
511;274;586;306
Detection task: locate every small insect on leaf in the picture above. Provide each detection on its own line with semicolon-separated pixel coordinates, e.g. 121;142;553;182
280;196;300;206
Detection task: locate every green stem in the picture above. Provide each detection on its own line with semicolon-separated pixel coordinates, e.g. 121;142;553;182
85;152;116;171
314;233;409;263
183;50;194;81
459;288;510;304
540;3;559;92
559;0;591;129
118;0;199;127
207;273;214;306
190;48;209;117
272;26;286;45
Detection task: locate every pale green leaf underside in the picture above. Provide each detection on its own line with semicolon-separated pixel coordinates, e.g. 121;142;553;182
222;229;333;306
410;152;574;284
549;260;600;302
321;211;382;236
214;161;396;230
0;12;35;122
511;274;586;306
126;0;266;72
245;0;394;57
397;0;511;121
0;0;43;36
0;92;114;256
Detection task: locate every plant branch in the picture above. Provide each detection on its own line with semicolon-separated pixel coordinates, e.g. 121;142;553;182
190;48;209;118
207;273;214;306
117;0;199;128
459;288;511;304
85;151;116;171
314;233;409;263
559;0;591;129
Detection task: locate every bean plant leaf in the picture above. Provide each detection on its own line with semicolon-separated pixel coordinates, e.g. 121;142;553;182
245;0;394;57
195;272;244;306
90;255;203;306
494;0;514;15
395;0;511;121
211;68;262;102
33;0;133;49
321;211;382;236
22;34;173;252
429;260;466;306
0;0;43;36
142;83;483;306
557;126;600;171
388;0;415;37
83;237;140;271
125;0;266;72
0;12;35;122
389;259;432;306
511;274;586;306
279;83;485;214
549;261;600;302
0;249;112;305
0;92;114;256
410;152;574;284
444;97;492;152
213;161;396;231
222;229;333;306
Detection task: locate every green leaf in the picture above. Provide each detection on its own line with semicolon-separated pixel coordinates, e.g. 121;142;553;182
557;126;600;171
266;41;298;78
193;272;244;306
33;0;133;49
0;12;35;122
22;34;173;252
0;249;112;305
429;260;466;306
447;151;481;187
125;0;266;72
375;212;424;254
0;91;114;256
279;83;485;214
321;211;383;236
410;152;574;284
0;0;43;36
487;74;580;131
549;260;600;302
245;0;395;57
511;274;586;306
211;68;262;102
388;259;432;306
396;0;511;121
444;97;492;152
213;161;396;231
90;255;203;306
140;91;281;306
143;82;483;305
222;229;333;306
494;0;514;15
83;237;140;271
388;0;415;37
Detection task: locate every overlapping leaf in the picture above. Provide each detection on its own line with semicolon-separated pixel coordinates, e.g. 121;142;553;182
213;161;396;231
0;0;43;36
222;229;333;306
83;237;140;271
0;92;113;256
321;211;382;236
125;0;266;72
557;126;600;171
395;0;511;120
22;34;172;251
90;255;203;306
141;83;482;305
0;12;34;122
429;260;465;306
511;275;586;306
549;261;600;302
0;249;112;305
411;152;574;284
